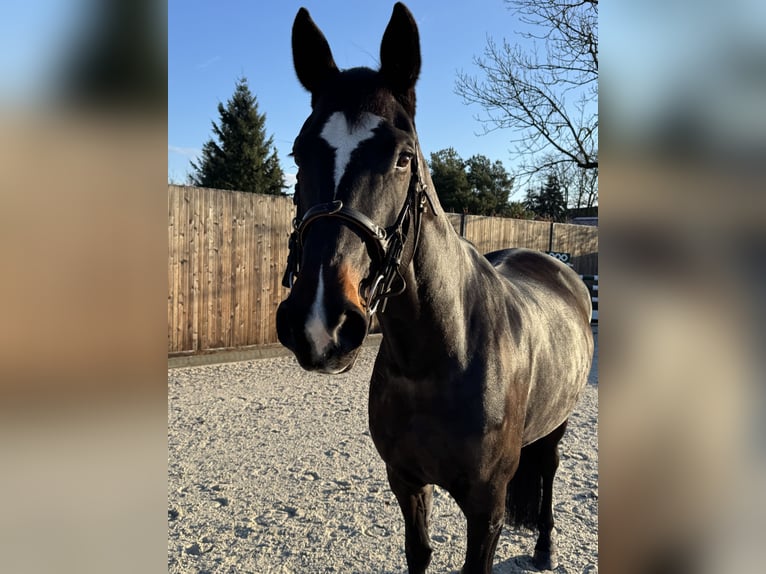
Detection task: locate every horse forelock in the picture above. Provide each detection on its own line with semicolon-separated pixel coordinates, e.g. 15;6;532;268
313;67;412;126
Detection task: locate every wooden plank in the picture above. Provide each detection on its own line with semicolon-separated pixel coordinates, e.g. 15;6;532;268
242;192;253;346
223;190;234;348
230;190;240;348
272;195;291;344
167;186;178;353
200;187;210;350
184;187;194;351
175;186;184;351
190;186;201;351
213;188;223;348
261;195;271;345
170;186;179;352
256;195;268;344
178;186;189;351
212;188;221;348
219;189;228;348
271;196;292;344
167;186;174;352
199;187;209;350
231;191;241;347
237;192;249;347
185;186;194;351
255;195;262;345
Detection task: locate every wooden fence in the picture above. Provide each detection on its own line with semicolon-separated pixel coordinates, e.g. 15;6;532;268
168;185;598;353
168;185;293;354
445;214;598;276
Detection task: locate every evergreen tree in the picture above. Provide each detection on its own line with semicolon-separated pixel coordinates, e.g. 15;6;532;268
429;148;514;216
465;155;514;216
507;201;535;220
190;77;285;194
429;148;473;213
524;173;567;221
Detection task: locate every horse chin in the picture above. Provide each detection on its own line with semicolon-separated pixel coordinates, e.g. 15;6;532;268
292;345;361;375
317;351;359;375
338;356;358;373
317;363;353;375
312;347;361;375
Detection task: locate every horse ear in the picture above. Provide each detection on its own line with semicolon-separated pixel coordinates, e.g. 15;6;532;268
292;8;339;95
380;3;421;113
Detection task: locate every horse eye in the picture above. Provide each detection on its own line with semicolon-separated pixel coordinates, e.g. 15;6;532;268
396;152;413;169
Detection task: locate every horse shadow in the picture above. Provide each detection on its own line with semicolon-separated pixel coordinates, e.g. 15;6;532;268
376;554;572;574
493;554;572;573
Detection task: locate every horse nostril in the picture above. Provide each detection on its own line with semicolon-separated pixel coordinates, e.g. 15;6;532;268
336;305;369;354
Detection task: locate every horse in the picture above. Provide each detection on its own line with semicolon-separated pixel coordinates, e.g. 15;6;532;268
276;4;594;573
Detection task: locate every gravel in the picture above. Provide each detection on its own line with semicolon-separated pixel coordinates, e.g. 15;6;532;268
168;328;598;573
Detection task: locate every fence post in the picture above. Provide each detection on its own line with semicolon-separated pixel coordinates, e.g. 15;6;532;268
460;213;467;237
548;222;554;252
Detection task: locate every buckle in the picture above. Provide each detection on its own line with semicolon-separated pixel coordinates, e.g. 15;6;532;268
367;274;385;315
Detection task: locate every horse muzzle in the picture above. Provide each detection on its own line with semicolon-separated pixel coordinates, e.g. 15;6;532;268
276;278;369;374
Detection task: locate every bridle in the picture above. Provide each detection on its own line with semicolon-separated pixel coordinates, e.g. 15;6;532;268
281;153;435;315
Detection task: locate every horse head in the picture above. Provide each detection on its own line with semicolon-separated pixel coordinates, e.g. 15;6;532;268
276;3;426;374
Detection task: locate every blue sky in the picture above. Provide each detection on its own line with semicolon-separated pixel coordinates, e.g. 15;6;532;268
168;0;539;194
0;0;84;101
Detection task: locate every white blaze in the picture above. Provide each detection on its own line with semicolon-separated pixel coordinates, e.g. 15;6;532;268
320;111;383;195
305;265;332;357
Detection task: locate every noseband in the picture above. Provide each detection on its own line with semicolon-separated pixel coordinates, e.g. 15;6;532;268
281;154;434;315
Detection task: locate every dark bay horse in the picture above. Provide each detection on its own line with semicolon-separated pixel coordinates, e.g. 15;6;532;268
276;4;594;572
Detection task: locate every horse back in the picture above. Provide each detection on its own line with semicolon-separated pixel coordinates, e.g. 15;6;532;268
485;248;592;325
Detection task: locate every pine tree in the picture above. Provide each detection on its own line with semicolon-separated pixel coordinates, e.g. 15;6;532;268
524;173;567;221
189;77;285;194
507;201;535;220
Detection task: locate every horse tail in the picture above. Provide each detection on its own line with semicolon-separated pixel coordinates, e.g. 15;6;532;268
505;443;544;530
505;420;568;530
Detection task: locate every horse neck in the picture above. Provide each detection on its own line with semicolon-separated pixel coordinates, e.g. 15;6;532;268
376;170;479;370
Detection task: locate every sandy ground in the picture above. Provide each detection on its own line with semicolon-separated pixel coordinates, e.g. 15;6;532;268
168;328;598;573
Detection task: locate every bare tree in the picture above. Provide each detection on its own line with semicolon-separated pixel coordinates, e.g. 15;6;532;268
574;163;598;208
546;158;598;210
456;0;598;179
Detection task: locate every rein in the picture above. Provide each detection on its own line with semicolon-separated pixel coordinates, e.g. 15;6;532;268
281;154;434;315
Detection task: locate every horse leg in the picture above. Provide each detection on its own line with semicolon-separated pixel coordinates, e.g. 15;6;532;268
532;420;568;571
387;466;433;574
458;480;508;574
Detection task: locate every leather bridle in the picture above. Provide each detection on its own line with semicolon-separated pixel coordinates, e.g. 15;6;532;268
281;153;434;315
